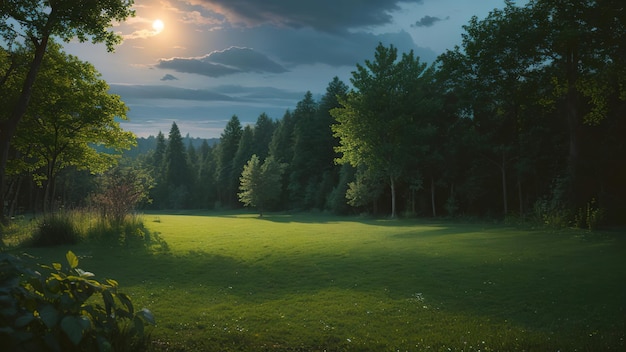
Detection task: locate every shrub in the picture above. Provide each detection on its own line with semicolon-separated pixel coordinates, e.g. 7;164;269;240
87;215;151;248
29;213;80;247
574;198;605;231
0;251;155;351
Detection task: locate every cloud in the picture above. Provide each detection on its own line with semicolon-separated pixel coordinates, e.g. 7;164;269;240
160;74;179;81
109;84;234;101
157;46;288;77
412;15;450;28
187;0;424;32
225;27;438;66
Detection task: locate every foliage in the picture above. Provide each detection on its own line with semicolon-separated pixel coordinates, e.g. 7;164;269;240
90;167;153;226
574;198;605;231
332;43;436;218
0;250;154;351
87;214;152;248
216;116;243;208
0;0;135;222
11;42;135;212
29;213;80;247
238;155;285;216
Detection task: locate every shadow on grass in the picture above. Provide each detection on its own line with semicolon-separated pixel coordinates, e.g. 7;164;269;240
79;230;626;345
21;215;626;350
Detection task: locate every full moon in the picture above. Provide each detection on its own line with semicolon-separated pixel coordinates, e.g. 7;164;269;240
152;19;164;33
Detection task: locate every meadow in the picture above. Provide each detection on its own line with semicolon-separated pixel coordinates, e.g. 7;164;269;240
13;212;626;351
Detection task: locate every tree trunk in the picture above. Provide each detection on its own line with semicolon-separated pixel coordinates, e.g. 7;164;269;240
518;180;523;218
0;36;49;224
566;44;581;207
8;176;23;218
431;176;437;217
390;175;396;218
501;152;508;216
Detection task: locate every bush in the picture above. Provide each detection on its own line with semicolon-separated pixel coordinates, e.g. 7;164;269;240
29;213;80;247
0;251;155;351
88;215;150;247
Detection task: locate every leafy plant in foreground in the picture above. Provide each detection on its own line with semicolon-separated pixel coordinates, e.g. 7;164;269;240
0;251;155;351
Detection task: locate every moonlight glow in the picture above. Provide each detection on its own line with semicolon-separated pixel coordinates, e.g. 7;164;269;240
152;19;164;33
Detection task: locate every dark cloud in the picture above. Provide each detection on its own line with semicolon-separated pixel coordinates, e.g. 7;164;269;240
160;74;179;81
157;46;287;77
229;27;439;66
412;15;449;28
109;84;234;101
189;0;424;32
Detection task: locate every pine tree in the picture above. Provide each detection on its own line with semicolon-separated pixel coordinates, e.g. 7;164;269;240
165;122;191;208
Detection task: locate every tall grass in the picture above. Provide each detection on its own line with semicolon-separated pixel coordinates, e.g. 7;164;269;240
3;209;150;248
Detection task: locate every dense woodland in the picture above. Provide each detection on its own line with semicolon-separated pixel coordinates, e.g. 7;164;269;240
2;0;626;225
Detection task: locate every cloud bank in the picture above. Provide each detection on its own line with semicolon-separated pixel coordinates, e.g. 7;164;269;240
157;46;287;77
187;0;424;32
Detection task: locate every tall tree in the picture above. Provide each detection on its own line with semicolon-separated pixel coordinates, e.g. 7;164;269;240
231;124;255;208
216;115;242;207
164;122;191;208
332;43;430;218
149;131;167;208
289;91;319;208
11;43;134;213
0;0;134;222
252;113;275;161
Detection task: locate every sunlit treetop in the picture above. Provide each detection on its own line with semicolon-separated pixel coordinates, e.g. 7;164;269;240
0;0;135;51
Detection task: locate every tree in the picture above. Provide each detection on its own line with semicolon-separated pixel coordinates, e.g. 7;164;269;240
11;43;135;213
332;43;431;218
288;91;319;208
215;115;242;207
91;166;153;225
238;155;285;217
0;0;135;221
252;113;275;160
148;131;167;208
164;122;191;208
232;125;255;208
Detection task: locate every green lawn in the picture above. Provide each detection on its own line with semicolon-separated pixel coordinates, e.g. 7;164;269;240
18;212;626;351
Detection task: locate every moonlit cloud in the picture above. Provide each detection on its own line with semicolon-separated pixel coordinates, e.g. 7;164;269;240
157;47;288;77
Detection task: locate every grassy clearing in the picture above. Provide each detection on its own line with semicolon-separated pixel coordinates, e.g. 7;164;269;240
15;212;626;351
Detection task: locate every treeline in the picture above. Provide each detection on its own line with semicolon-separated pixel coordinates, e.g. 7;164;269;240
4;0;626;226
140;83;349;213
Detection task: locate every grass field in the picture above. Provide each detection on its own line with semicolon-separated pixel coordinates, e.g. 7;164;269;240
15;212;626;351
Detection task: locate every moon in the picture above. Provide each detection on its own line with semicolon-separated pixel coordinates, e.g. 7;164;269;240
152;19;164;33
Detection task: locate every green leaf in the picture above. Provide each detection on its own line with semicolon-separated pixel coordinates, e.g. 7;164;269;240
105;279;118;287
15;313;35;327
117;292;134;315
39;304;59;328
97;336;113;352
66;251;79;269
133;315;145;336
61;315;90;345
102;290;114;317
52;262;62;271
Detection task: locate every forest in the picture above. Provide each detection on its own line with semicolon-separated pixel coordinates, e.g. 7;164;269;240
2;0;625;227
